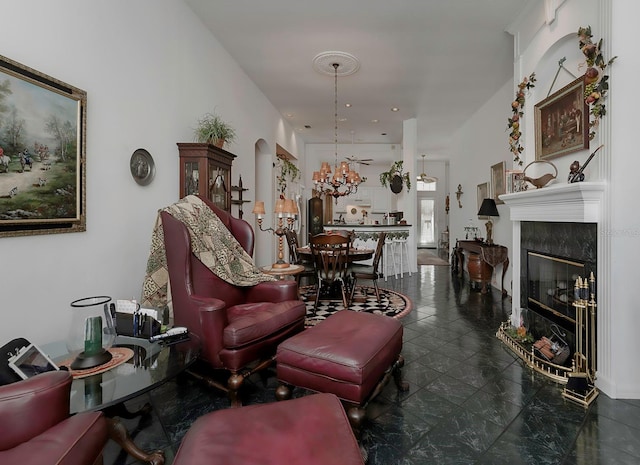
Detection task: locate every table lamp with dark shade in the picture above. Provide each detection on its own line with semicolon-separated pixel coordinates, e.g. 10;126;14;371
477;198;499;245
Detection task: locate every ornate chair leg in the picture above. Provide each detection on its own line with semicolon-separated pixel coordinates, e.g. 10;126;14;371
275;383;293;401
373;279;381;302
346;405;366;440
228;373;245;408
107;417;165;465
393;355;410;392
349;276;358;303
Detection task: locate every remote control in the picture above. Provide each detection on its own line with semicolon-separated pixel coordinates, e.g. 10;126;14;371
149;327;188;343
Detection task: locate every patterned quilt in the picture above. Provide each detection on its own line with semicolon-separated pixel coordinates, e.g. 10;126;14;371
141;195;275;323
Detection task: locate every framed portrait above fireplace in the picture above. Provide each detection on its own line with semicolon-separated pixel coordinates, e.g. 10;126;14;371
534;76;589;161
0;54;86;238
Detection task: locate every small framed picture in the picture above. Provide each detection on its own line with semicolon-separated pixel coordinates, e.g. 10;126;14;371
477;182;489;216
506;170;526;193
491;162;506;204
8;343;59;380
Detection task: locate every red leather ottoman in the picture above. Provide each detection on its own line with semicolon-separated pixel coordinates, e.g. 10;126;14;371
172;393;364;465
276;310;408;433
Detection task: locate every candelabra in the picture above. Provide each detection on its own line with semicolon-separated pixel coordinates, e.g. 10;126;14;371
252;197;298;269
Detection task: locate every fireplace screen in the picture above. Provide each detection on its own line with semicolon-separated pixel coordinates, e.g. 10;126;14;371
527;252;585;326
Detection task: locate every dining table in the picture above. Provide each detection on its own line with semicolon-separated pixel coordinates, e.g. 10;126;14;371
296;246;374;263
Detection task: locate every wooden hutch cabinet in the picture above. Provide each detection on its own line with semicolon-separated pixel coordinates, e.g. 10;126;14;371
177;143;236;212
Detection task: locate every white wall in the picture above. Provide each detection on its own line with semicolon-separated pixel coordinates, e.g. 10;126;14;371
608;0;640;399
449;79;515;292
0;0;304;346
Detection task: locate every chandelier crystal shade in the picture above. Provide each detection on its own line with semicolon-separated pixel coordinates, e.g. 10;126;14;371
312;63;361;200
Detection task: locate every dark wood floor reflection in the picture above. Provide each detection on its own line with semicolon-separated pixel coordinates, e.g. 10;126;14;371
104;262;640;465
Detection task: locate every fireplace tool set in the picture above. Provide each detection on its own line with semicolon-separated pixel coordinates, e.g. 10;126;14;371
562;272;598;407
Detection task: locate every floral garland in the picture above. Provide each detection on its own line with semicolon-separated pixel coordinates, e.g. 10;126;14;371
507;73;536;166
578;26;617;140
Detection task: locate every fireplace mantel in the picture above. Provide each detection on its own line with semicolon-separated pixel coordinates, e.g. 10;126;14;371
500;181;605;223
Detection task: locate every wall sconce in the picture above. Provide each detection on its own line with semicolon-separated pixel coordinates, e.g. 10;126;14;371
252;196;298;269
456;184;463;208
477;198;500;245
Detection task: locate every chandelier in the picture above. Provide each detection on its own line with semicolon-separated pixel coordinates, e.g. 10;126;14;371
312;62;361;200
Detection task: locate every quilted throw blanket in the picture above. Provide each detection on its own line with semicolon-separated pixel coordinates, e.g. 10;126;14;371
141;195;275;322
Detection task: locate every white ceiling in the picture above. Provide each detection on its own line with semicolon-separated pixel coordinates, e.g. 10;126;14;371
185;0;529;160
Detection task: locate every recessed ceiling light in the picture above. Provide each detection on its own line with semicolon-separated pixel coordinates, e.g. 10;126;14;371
344;103;352;108
285;113;294;118
371;119;379;123
338;117;347;122
391;107;399;112
381;133;387;136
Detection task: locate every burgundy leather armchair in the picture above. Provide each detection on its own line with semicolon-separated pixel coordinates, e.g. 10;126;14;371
161;197;306;406
0;370;108;465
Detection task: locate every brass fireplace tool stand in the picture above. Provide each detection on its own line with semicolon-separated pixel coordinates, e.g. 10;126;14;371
562;272;599;407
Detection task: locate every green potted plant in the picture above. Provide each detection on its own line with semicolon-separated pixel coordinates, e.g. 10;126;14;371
193;112;237;148
379;160;411;193
276;157;301;194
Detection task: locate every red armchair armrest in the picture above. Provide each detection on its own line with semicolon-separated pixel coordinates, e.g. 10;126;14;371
0;371;107;465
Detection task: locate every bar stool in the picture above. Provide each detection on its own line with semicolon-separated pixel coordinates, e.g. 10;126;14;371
383;235;397;281
393;236;412;277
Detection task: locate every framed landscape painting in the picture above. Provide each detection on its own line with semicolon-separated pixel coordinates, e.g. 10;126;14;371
0;54;86;238
534;76;589;161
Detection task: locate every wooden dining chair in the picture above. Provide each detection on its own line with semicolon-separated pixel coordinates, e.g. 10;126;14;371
309;233;351;313
284;229;316;286
350;232;386;302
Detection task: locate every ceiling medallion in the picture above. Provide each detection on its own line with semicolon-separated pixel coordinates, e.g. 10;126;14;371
312;51;360;76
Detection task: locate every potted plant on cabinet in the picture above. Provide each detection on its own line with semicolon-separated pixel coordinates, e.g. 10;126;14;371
379;160;411;193
193;112;237;148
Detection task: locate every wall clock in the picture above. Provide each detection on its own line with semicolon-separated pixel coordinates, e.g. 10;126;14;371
130;148;155;186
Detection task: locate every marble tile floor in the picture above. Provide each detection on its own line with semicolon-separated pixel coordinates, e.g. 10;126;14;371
103;265;640;465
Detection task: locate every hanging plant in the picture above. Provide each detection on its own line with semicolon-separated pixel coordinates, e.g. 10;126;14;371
507;72;536;166
379;160;411;193
578;26;617;140
276;156;301;194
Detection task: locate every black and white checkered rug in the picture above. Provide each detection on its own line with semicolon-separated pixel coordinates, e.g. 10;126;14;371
299;285;412;327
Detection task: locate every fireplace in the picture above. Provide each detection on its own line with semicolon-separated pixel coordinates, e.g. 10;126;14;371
499;182;603;404
527;251;585;327
520;221;596;350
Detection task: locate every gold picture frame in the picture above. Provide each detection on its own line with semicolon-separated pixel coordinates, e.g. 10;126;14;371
534;76;589;161
0;54;86;238
477;182;489;217
491;161;506;204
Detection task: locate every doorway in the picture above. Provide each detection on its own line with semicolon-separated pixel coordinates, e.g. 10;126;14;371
417;197;436;248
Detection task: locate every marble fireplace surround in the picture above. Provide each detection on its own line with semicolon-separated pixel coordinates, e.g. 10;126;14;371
501;181;605;374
